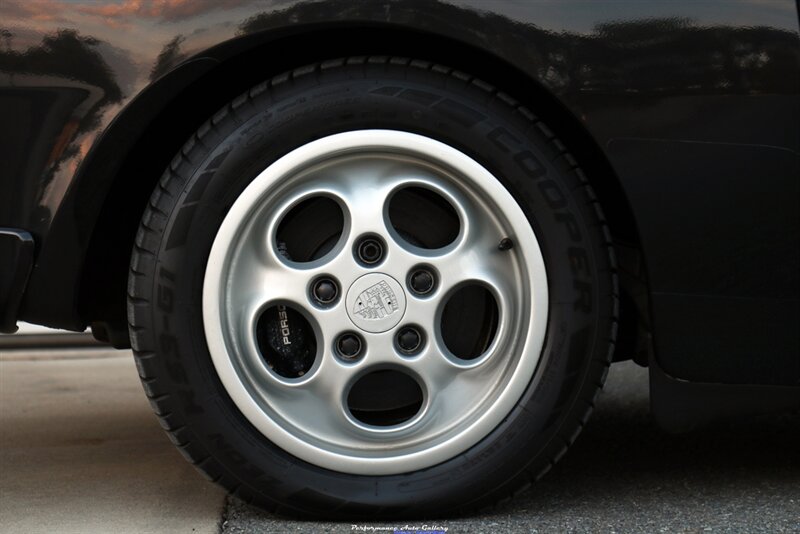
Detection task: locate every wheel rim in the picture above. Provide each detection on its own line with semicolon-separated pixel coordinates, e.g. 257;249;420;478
203;130;548;475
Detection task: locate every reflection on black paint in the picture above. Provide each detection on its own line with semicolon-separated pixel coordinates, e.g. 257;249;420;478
0;29;122;226
0;29;121;106
237;1;800;95
150;35;187;82
583;18;800;94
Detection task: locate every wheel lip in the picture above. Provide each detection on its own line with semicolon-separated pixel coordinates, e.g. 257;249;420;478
203;129;549;475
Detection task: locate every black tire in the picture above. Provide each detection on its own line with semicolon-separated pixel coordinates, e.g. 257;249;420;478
127;57;617;518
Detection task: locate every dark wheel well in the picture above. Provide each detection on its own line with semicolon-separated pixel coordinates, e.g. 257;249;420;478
78;25;641;348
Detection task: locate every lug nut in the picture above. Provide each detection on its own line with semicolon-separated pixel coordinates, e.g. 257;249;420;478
396;326;423;354
311;277;338;305
409;269;435;295
336;333;363;360
356;237;384;265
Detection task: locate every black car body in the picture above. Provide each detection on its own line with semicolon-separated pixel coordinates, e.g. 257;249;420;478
1;0;798;468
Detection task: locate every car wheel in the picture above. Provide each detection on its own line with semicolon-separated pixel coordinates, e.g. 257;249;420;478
128;57;617;517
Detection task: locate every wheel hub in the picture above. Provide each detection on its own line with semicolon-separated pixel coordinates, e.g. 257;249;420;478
345;273;406;333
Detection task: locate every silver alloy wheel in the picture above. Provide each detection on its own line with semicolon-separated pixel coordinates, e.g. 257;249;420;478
203;130;548;475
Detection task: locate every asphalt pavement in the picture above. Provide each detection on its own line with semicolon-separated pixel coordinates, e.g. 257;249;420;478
222;361;800;533
1;343;797;533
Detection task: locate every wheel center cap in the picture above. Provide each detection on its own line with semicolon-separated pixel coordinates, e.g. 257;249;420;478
345;273;406;333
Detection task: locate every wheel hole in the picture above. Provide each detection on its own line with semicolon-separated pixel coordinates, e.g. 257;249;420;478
256;304;316;378
441;284;499;360
276;196;343;262
388;186;459;249
347;370;423;426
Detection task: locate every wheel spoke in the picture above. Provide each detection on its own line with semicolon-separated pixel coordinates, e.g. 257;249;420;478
408;345;461;392
432;234;519;299
403;344;512;435
258;353;361;441
314;158;410;239
423;360;497;428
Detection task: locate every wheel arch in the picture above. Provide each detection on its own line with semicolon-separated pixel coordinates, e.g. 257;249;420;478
73;24;642;348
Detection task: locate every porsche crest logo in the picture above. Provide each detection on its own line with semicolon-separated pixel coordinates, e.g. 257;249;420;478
352;281;399;320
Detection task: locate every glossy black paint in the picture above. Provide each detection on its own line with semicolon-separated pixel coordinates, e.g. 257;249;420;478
0;1;798;392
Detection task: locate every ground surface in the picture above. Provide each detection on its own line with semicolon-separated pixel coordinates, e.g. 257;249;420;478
222;361;800;533
1;346;797;533
0;349;225;534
